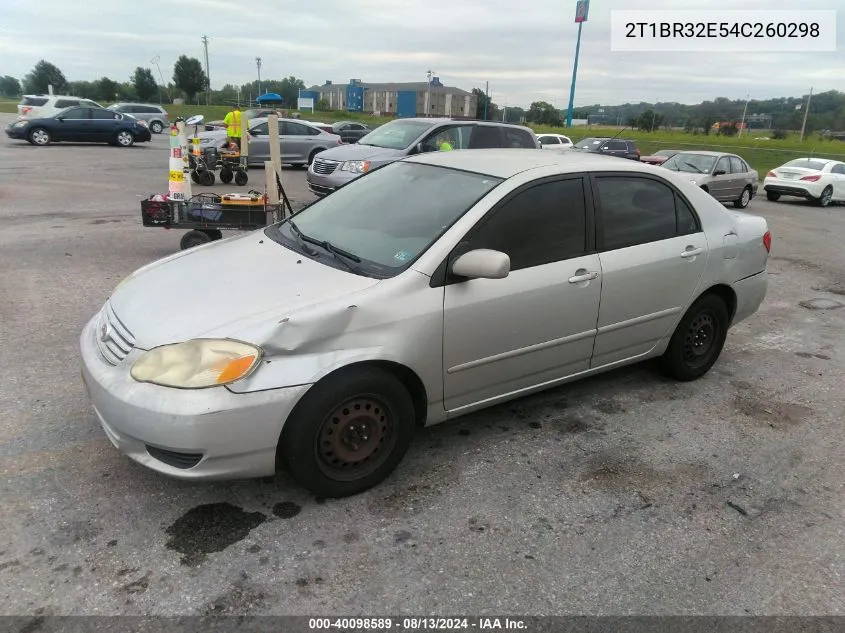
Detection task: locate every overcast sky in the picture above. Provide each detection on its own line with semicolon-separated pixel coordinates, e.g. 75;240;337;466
1;0;843;108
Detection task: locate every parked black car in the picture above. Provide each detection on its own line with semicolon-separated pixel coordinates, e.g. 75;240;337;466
331;121;372;144
573;137;640;160
5;106;152;147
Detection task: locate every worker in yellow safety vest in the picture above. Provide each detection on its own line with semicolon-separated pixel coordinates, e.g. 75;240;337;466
223;105;243;150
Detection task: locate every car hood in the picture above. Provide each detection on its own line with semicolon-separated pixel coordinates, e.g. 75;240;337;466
667;170;711;183
312;143;406;162
108;231;381;349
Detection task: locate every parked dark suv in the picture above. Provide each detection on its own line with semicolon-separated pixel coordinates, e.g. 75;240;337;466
573;137;640;160
307;118;541;196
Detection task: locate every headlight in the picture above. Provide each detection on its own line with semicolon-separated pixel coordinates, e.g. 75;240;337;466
14;121;28;128
340;160;371;174
130;339;262;388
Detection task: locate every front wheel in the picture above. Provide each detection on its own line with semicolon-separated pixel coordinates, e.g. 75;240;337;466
28;127;51;145
198;169;215;186
115;130;134;147
234;170;248;186
766;191;781;202
815;185;833;207
279;366;416;498
658;293;729;382
219;167;233;183
733;186;752;209
180;229;212;250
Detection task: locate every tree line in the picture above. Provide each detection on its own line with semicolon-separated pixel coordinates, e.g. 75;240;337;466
0;59;307;108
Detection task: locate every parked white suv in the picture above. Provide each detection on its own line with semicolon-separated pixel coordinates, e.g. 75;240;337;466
17;94;103;119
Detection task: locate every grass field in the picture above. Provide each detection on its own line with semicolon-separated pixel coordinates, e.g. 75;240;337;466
3;98;844;177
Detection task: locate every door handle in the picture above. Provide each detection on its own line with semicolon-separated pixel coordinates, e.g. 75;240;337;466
680;247;704;258
568;270;599;283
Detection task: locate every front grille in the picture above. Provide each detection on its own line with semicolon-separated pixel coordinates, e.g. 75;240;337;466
308;183;334;197
312;158;339;175
95;302;135;365
146;445;203;469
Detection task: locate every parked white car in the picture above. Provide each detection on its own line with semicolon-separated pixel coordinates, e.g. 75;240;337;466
16;94;103;119
537;133;573;149
763;158;845;206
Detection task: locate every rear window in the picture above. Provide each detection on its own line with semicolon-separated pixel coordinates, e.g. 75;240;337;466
783;159;827;171
574;138;607;150
55;99;79;108
21;97;48;106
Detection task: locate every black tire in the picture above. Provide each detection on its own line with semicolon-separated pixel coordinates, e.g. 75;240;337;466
219;167;234;184
766;191;781;202
658;293;729;382
201;229;223;240
180;230;212;250
150;121;164;134
199;170;215;186
190;170;200;184
28;127;51;146
234;170;248;186
279;366;416;498
815;185;833;207
733;185;752;209
307;149;321;165
115;130;135;147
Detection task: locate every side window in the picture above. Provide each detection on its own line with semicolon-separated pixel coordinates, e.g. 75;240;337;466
61;107;89;119
595;176;679;250
141;106;160;114
461;178;588;271
91;109;118;120
351;123;365;130
729;156;744;173
55;99;79;108
714;157;731;174
504;128;535;148
608;140;628;151
283;122;313;136
831;163;845;174
675;194;700;235
539;136;558;144
422;125;473;151
464;125;500;149
250;122;269;136
81;100;100;108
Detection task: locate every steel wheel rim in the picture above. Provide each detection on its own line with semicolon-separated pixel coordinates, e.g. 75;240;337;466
682;311;717;367
32;130;48;145
151;122;162;133
315;396;396;481
117;132;132;146
741;189;750;206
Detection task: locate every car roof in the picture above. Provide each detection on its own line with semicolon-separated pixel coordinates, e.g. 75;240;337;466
674;150;734;157
406;148;656;179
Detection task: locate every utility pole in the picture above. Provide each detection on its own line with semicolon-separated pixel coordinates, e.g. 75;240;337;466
799;87;813;142
738;94;750;138
651;102;657;132
425;69;433;117
201;35;210;106
483;81;489;120
151;55;167;104
256;57;262;100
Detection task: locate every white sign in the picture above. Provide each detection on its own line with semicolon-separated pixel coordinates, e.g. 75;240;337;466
611;10;836;52
297;97;315;111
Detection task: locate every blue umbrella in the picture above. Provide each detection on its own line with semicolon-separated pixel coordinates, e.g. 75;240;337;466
256;92;283;103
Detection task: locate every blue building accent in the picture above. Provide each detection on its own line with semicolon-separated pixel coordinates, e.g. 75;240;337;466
396;91;417;118
299;90;320;102
346;79;364;112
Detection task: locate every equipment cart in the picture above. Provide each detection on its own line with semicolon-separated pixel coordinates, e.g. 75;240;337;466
141;190;288;250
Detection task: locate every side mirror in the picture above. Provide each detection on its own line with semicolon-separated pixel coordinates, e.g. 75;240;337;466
713;169;726;176
414;142;424;154
451;249;510;280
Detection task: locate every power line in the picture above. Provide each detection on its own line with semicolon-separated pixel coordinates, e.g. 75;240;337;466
201;35;210;106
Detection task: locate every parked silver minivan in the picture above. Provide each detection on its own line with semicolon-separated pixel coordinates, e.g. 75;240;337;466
306;118;541;197
107;103;169;134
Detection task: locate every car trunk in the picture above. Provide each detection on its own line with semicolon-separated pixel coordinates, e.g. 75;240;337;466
770;166;821;181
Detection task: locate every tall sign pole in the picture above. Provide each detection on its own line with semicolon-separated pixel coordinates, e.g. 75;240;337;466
799;87;813;143
566;0;589;128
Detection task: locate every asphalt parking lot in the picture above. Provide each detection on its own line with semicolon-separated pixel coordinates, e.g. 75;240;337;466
1;111;843;616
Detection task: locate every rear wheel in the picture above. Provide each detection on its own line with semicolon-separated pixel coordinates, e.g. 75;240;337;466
234;170;248;186
180;230;212;250
308;149;321;165
201;229;222;240
28;127;51;145
190;170;200;184
279;366;416;497
766;191;781;202
150;121;164;134
815;185;833;207
219;167;234;183
198;170;215;186
733;186;752;209
658;293;729;382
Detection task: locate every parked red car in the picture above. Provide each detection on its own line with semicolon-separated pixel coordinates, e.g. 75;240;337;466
640;149;680;165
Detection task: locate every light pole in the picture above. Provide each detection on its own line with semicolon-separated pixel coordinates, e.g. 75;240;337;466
799;87;813;142
566;0;589;128
150;55;166;104
738;94;750;137
255;57;262;100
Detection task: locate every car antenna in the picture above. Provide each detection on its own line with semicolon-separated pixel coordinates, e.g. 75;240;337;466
609;126;629;141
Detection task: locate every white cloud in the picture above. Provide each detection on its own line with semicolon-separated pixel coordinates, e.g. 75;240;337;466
2;0;843;108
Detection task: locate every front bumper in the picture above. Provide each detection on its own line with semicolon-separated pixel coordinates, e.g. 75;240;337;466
306;161;361;196
5;125;27;140
79;313;311;480
134;128;152;142
763;178;822;199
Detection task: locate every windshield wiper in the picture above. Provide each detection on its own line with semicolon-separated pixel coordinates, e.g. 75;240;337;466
287;220;318;255
287;221;362;272
683;161;704;173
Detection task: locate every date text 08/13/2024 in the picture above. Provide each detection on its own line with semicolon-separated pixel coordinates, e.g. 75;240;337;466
308;618;528;630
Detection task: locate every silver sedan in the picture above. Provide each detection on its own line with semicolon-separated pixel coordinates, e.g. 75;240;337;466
661;150;759;208
80;149;771;497
196;117;343;167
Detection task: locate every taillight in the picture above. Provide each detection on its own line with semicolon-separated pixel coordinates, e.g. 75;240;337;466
763;230;771;253
21;106;31;115
800;174;821;181
766;171;777;177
